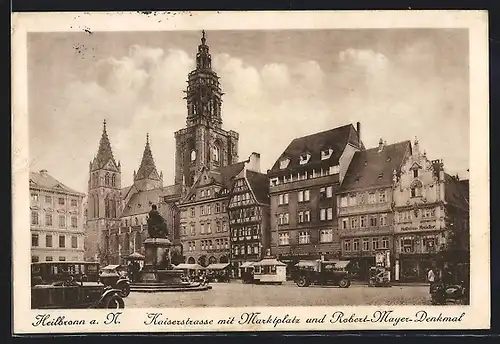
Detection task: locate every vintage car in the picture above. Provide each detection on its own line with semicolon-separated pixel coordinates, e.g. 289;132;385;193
292;260;351;288
99;265;131;297
31;262;125;309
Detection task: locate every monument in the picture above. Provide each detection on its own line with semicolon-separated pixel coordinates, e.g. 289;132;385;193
130;205;212;292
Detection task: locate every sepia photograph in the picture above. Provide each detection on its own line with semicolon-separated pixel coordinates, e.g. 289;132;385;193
12;11;489;332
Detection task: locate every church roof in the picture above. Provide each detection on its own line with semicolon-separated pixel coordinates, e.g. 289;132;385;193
245;170;270;205
269;124;362;173
121;184;181;217
339;140;411;192
134;134;160;181
30;170;85;196
93;120;117;170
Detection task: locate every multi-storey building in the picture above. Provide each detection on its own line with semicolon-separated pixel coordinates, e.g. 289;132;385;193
337;139;411;280
30;170;86;262
178;161;246;266
267;123;364;269
228;153;270;275
392;138;469;282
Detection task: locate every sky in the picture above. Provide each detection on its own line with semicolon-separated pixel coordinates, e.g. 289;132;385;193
28;29;470;194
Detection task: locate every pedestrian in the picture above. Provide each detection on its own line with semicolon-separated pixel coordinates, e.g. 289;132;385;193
427;267;436;293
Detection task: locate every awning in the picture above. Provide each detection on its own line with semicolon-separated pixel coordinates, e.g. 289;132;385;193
239;262;255;268
295;261;317;268
174;263;205;270
206;263;230;270
253;259;287;267
102;265;122;270
324;260;351;269
123;252;145;260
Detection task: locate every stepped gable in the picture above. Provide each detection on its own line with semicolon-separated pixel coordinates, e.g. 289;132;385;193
340;140;411;192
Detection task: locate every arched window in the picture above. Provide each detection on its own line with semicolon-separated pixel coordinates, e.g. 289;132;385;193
111;174;116;187
190;150;197;162
135;217;139;225
410;180;423;198
104;196;110;218
212;144;220;162
94;195;99;218
93;173;98;187
111;198;116;218
105;173;110;186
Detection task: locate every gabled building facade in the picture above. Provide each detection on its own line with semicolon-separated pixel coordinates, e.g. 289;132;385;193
30;170;86;262
267;123;364;268
337;139;411;280
228;153;270;274
392;138;469;282
178;162;245;266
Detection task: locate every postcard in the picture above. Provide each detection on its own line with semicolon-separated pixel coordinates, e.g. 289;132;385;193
11;10;490;333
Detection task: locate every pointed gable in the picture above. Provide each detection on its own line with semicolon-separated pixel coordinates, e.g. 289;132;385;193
92;119;117;170
135;134;160;181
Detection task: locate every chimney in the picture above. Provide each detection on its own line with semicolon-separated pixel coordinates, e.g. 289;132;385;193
378;138;384;152
246;152;261;173
356;122;361;147
39;169;48;176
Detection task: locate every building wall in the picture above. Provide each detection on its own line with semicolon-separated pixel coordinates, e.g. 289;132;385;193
338;186;395;263
269;173;340;261
30;188;85;262
179;193;231;266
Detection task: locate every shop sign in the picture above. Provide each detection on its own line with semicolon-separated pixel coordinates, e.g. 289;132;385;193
401;223;436;231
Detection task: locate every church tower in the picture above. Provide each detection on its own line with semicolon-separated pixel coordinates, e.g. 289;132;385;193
133;133;163;192
174;30;240;187
85;120;122;262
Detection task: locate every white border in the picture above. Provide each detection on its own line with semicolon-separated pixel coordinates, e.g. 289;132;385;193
12;10;490;333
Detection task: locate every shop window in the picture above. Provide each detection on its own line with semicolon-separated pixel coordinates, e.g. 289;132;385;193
401;238;415;253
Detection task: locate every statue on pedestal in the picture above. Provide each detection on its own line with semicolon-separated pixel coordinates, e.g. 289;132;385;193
147;204;168;238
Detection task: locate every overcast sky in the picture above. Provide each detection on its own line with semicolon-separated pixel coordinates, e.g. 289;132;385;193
28;29;469;193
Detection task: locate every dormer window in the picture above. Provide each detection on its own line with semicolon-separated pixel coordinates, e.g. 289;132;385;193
279;158;290;169
299;153;311;165
321;148;334;160
329;165;340;175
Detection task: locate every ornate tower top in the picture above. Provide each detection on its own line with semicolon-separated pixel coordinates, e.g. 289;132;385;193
184;30;223;128
135;133;160;181
92;119;117;170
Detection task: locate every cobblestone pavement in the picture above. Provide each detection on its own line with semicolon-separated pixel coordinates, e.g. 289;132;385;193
125;282;431;308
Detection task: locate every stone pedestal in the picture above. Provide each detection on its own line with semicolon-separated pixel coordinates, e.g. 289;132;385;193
133;237;212;292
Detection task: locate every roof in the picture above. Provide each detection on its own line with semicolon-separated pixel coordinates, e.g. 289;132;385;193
30;171;85;195
239;262;255;268
120;186;133;200
253;258;287;267
269;124;362;172
245;170;269;205
206;263;230;270
214;161;247;189
123;252;145;260
444;174;469;210
121;185;181;217
324;260;351;269
339;140;411;192
174;263;205;270
135;134;161;181
92;120;117;170
101;265;122;270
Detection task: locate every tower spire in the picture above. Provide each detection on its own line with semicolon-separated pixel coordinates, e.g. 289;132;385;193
93;118;116;169
134;133;160;181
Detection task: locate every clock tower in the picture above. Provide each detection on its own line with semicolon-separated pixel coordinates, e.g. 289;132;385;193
174;30;239;187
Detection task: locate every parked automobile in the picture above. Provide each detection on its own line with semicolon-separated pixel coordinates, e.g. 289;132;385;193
99;265;131;297
293;260;351;288
430;281;468;305
206;263;231;283
31;262;125;309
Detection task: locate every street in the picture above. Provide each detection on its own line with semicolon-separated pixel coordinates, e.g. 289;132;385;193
125;281;431;308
